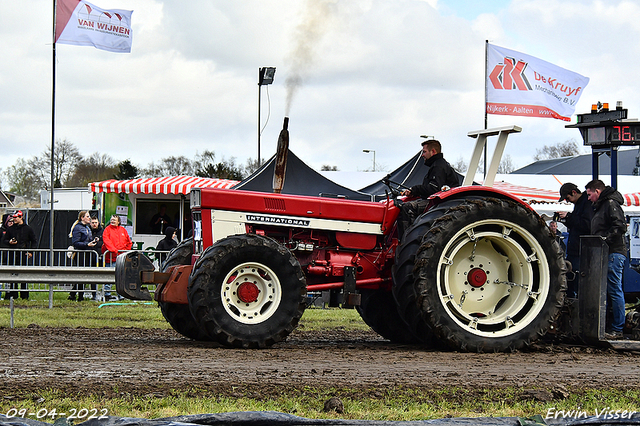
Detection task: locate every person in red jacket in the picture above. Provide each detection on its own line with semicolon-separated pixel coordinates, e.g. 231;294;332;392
102;214;132;300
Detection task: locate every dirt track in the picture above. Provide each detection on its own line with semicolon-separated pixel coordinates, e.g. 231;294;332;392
1;325;639;399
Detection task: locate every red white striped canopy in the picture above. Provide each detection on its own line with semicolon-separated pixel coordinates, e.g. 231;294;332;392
89;175;239;195
624;193;640;207
489;181;560;203
492;183;640;207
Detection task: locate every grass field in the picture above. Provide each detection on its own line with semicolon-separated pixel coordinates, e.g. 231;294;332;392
0;290;369;330
1;291;639;422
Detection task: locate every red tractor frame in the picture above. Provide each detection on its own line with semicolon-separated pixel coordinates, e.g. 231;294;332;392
116;126;566;352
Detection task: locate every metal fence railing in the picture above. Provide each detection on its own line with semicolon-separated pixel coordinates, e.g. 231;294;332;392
0;248;172;307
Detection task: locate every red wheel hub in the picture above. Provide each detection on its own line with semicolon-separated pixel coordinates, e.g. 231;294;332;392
468;268;487;288
237;282;260;303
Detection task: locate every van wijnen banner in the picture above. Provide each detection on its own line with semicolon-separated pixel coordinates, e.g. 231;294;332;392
55;0;133;53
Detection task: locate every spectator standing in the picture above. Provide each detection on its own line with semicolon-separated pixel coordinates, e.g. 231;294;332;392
585;179;627;340
150;204;172;235
89;216;104;300
0;214;13;240
102;215;132;300
89;216;104;263
0;215;13;299
155;226;178;265
549;220;567;255
69;211;98;301
1;210;37;300
557;182;593;298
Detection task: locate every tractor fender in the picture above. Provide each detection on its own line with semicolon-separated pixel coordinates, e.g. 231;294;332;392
428;185;536;213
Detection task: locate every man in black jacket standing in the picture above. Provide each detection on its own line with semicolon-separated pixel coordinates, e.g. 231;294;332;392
90;216;104;300
398;139;460;237
585;179;626;340
1;210;37;299
557;182;593;298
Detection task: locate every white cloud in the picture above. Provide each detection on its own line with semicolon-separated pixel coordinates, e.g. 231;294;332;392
1;0;639;185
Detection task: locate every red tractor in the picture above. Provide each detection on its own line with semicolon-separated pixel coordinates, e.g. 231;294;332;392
116;125;566;352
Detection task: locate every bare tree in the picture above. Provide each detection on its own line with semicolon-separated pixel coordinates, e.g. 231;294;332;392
497;155;517;174
5;139;82;197
6;158;41;199
67;152;117;187
193;151;217;177
40;138;83;187
144;156;193;177
533;139;580;161
193;151;245;180
245;157;263;175
452;156;468;173
452;155;515;176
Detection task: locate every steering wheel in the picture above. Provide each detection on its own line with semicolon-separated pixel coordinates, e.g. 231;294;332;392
382;175;410;202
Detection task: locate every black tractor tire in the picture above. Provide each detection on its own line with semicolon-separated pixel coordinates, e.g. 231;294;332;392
355;288;417;344
392;199;468;345
158;238;210;341
188;234;307;348
414;197;566;352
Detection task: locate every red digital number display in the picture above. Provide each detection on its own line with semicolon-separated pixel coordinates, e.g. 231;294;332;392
611;125;639;142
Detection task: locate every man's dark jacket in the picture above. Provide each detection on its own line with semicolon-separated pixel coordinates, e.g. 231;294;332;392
563;192;593;257
91;224;104;256
591;186;626;256
409;153;460;199
1;223;36;249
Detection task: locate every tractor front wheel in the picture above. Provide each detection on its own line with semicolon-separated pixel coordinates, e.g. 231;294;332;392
158;238;210;341
188;234;307;348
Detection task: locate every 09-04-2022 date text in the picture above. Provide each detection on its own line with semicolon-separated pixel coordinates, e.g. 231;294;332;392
4;407;108;420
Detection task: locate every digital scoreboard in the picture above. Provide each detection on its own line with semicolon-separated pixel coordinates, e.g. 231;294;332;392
584;124;640;146
566;104;640;147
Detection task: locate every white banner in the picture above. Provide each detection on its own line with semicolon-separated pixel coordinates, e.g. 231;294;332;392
55;0;133;53
486;44;589;121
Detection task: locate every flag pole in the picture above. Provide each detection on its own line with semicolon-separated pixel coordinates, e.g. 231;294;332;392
484;40;488;129
483;39;488;179
50;0;56;268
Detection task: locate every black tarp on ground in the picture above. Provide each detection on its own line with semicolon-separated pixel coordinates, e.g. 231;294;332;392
233;150;373;201
2;412;639;426
358;152;465;201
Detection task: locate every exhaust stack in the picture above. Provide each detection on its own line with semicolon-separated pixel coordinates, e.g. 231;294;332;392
273;117;289;193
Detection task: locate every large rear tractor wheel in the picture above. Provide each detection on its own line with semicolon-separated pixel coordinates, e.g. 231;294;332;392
188;234;307;348
158;238;210;341
415;197;566;352
355;288;416;344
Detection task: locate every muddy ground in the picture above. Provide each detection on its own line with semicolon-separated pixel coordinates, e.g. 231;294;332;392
1;325;639;399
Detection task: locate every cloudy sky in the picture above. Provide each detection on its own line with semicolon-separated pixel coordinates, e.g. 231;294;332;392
2;0;639;185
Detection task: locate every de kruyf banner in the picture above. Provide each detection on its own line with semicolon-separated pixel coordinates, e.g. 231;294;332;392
486;44;589;121
55;0;133;53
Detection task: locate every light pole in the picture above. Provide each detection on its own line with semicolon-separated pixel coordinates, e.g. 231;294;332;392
258;67;276;167
363;149;376;172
